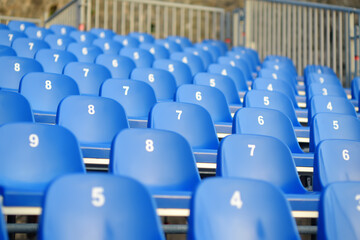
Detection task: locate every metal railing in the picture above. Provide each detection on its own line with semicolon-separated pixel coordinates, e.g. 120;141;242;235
44;0;80;28
244;0;360;87
232;8;246;47
80;0;226;42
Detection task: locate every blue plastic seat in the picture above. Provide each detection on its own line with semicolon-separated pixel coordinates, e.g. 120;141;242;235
0;91;34;125
0;122;85;206
139;43;170;60
0;29;27;46
309;96;357;120
153;59;193;86
170;52;205;76
308;84;348;108
0;207;8;240
39;174;164;240
67;43;103;63
217;134;307;194
184;47;213;70
110;128;200;194
49;24;77;36
131;67;177;101
252;77;299;109
176;84;232;123
12;38;50;58
92;38;123;55
194;72;242;106
259;68;298;92
304;65;336;83
307;73;342;87
226;51;256;74
25;26;53;40
317;182;360;240
113;35;140;48
0;56;43;91
90;28;115;39
0;45;16;56
95;54;135;78
202;39;228;55
63;62;111;95
155;39;182;54
57;95;129;148
262;59;297;77
187;177;300;240
244;90;302;127
35;49;77;74
20;72;79;115
69;30;97;44
44;34;76;50
8;20;36;32
100;79;156;120
0;23;7;30
232;47;261;71
310;113;360;152
149;102;219;150
119;47;154;68
218;56;253;81
351;76;360;100
194;43;221;62
208;64;248;92
233;107;304;153
313;140;360;191
128;32;155;44
167;36;192;50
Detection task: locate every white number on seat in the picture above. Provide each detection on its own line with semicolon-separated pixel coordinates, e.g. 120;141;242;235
342;149;350;161
230;190;243;209
104;43;110;50
264;96;269;106
322;88;328;96
267;84;273;91
196;91;202;101
133;51;139;59
112;59;118;67
28;42;34;50
230;61;235;67
168;64;174;72
14;63;20;72
92;187;105;207
100;32;105;38
53;54;59;62
83;68;89;77
210;79;215;87
61;27;66;35
36;30;42;38
248;144;256;156
148;74;155;83
319;77;325;84
82;47;88;55
8;33;13;41
123;86;129;95
122;39;128;46
57;38;63;46
258;115;264;125
221;69;227;76
20;24;25;31
45;80;52;90
327;102;333;111
356;194;360;211
150;47;155;54
80;34;86;42
88;104;95;115
333;120;339;130
274;65;279;70
145;139;154;152
272;73;278;79
29;134;39;148
176;110;182;120
182;57;188;64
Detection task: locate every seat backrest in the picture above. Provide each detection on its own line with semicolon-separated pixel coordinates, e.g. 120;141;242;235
49;24;76;36
39;174;164;240
57;95;129;147
176;84;232;123
307;73;342;87
119;47;154;68
310;113;360;152
95;54;136;78
167;36;192;50
90;28;115;39
113;35;140;48
0;123;85;206
252;77;299;108
184;47;213;69
152;59;193;86
244;90;301;127
109;128;200;192
35;49;77;74
63;62;111;95
128;32;155;44
100;79;156;119
12;38;50;58
317;182;360;240
313;139;360;191
309;95;357;120
187;177;300;240
92;39;123;55
44;34;76;50
25;26;54;40
217;134;307;194
170;52;204;76
131;67;177;101
233;107;303;153
0;91;34;125
139;43;170;60
0;45;16;57
308;83;347;104
262;59;297;77
67;43;103;63
148;102;219;150
0;29;27;46
218;56;252;81
155;39;182;54
258;68;297;91
208;64;248;92
226;51;256;73
193;72;242;105
69;31;97;45
20;72;79;114
8;20;36;32
202;39;228;56
0;56;43;91
0;206;8;240
194;43;220;62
